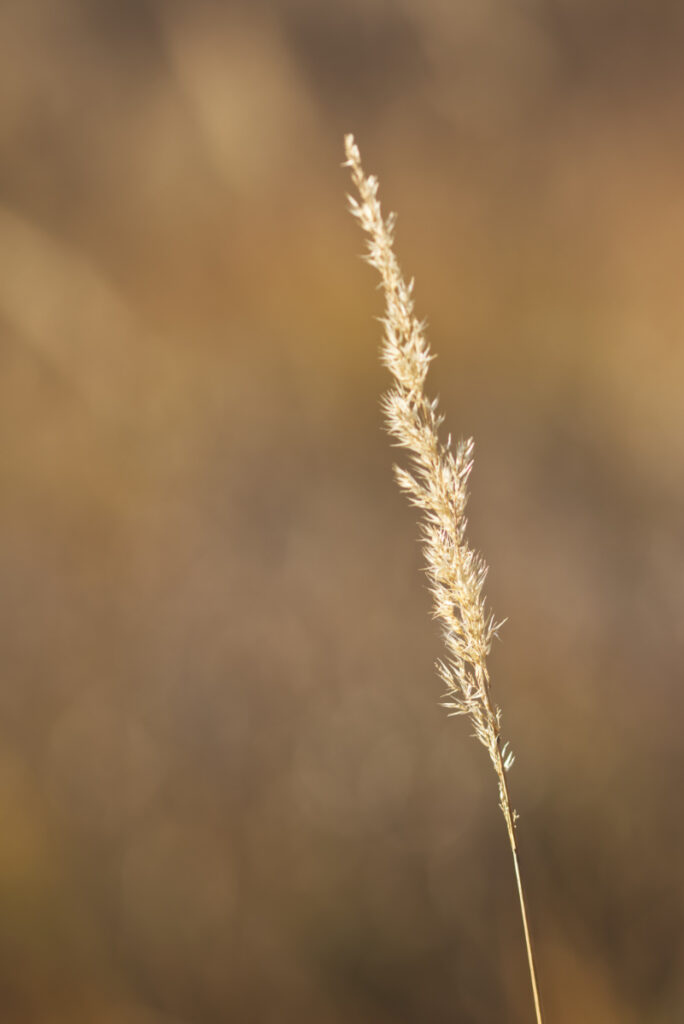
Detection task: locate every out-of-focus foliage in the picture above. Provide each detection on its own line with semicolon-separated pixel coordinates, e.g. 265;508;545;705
1;1;684;1021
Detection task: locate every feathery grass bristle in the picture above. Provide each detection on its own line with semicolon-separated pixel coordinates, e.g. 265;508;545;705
344;133;543;1024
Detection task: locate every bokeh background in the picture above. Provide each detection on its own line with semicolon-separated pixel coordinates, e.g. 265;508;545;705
1;1;684;1021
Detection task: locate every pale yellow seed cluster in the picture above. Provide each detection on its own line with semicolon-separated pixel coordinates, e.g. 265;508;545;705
344;138;549;1024
344;134;515;816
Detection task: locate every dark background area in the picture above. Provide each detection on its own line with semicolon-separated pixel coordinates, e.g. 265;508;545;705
1;1;684;1021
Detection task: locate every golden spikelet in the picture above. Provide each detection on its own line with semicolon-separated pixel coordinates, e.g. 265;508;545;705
344;134;544;1024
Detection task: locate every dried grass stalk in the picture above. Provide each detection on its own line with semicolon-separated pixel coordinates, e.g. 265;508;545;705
344;134;543;1024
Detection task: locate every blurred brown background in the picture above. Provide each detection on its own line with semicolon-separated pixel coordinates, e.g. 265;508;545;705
1;1;684;1021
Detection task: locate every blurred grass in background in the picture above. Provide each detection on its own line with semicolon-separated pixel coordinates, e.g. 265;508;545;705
1;1;684;1021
